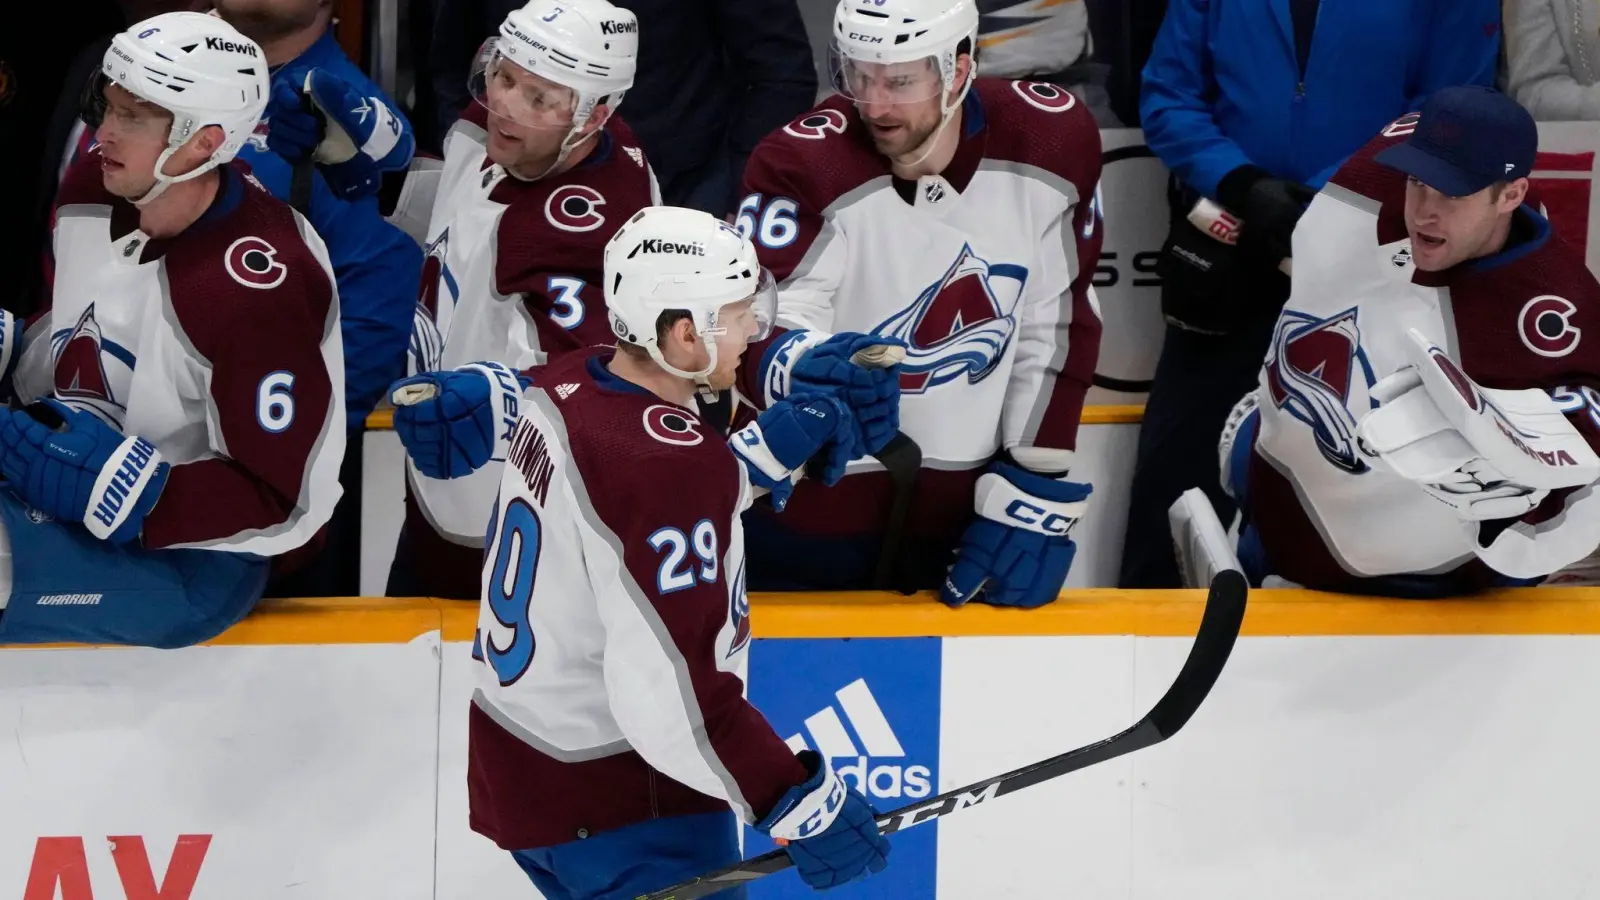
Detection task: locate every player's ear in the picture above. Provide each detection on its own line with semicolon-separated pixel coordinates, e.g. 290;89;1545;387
581;103;614;140
191;123;227;158
1496;177;1529;213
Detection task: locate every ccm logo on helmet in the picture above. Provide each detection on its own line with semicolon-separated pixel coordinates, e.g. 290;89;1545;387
1519;294;1582;358
225;236;287;290
601;19;637;34
848;32;884;43
545;185;607;233
633;239;705;257
205;36;259;57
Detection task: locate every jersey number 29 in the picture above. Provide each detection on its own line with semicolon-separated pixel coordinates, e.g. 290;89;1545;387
481;497;541;686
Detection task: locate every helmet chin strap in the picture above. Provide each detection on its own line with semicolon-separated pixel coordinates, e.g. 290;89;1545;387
505;106;608;182
898;62;973;170
133;138;221;207
646;340;718;386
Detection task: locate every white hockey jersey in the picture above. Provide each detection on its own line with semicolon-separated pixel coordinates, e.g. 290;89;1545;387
18;157;345;557
465;348;805;851
402;104;657;596
1245;116;1600;592
733;79;1103;590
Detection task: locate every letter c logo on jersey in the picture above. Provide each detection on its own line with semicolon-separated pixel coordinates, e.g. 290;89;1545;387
1012;81;1077;114
642;404;704;447
1519;294;1581;358
224;236;287;290
783;109;848;141
544;185;606;233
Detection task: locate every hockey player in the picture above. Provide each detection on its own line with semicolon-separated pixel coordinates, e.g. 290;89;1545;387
0;14;344;647
387;206;892;898
1221;86;1600;596
393;0;905;600
387;0;658;599
733;0;1104;606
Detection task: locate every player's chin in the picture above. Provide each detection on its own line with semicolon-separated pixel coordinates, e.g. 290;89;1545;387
1410;233;1453;271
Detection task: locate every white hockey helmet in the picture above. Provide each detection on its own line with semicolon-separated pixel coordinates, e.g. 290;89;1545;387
472;0;636;134
830;0;979;105
605;206;778;383
89;12;270;204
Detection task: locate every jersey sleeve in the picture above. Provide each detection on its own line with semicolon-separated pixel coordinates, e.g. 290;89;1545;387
738;138;847;335
141;220;346;554
1003;101;1105;455
578;440;806;823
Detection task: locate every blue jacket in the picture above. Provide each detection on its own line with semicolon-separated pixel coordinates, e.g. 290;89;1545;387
240;30;423;429
1140;0;1502;199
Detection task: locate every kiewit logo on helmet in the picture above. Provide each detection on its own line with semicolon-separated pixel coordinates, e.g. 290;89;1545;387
785;678;932;800
637;239;706;256
204;36;259;57
601;19;637;35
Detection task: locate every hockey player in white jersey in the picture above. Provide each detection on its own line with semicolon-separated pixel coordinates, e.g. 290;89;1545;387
0;13;344;647
732;0;1104;605
1221;86;1600;596
386;206;891;899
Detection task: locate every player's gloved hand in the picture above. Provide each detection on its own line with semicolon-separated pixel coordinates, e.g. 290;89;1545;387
732;394;859;512
390;362;530;480
0;400;169;545
756;750;890;891
1216;165;1315;263
759;331;903;454
941;461;1092;608
267;69;413;200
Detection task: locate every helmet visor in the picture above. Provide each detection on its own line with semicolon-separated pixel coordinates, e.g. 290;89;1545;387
704;267;778;346
469;37;578;130
80;72;173;137
829;44;945;104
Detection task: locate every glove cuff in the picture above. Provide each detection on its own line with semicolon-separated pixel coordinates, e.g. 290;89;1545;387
1215;164;1271;215
756;750;846;841
759;330;833;407
976;462;1091;536
83;436;167;543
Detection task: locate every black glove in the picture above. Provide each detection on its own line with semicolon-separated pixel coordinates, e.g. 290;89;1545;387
1216;165;1316;263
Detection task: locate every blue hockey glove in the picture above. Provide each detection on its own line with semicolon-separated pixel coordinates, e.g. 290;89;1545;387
0;400;169;545
267;69;413;200
941;461;1092;608
732;394;859;512
391;361;529;480
759;331;903;454
756;750;890;891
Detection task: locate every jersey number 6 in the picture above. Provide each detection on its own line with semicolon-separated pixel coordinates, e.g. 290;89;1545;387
648;519;719;593
485;497;542;686
734;193;799;250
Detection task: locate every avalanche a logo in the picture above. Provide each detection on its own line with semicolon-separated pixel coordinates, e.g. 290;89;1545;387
1264;307;1378;474
726;560;751;658
52;305;134;427
874;243;1026;394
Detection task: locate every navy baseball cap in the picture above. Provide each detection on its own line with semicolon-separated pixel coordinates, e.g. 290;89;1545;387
1374;85;1538;198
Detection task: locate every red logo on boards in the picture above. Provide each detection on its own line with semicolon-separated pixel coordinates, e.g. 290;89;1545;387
24;834;212;900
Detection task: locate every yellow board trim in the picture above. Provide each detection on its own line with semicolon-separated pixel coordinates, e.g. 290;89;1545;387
15;588;1600;650
364;405;1145;432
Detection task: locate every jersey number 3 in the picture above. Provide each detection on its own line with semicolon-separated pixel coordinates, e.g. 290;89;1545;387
482;497;542;686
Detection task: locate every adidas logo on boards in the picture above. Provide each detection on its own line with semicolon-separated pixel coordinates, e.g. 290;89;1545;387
785;678;932;800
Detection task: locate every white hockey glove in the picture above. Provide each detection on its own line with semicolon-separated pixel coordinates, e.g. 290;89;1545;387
1356;329;1600;522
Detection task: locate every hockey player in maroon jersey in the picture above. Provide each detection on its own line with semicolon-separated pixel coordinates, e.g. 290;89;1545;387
0;13;344;647
732;0;1104;606
1220;86;1600;596
386;206;891;898
393;0;908;600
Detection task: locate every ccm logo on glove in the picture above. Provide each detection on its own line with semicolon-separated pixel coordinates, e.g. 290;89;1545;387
89;436;163;536
798;776;847;840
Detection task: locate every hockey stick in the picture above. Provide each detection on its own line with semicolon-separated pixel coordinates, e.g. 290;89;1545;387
803;343;923;593
636;569;1249;900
